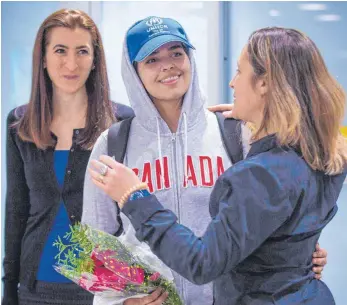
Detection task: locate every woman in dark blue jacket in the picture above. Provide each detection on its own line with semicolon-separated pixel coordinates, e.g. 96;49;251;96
90;27;347;304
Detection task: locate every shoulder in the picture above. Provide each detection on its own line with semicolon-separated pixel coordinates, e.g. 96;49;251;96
110;102;134;121
7;104;27;126
100;128;109;140
6;104;28;139
222;148;309;196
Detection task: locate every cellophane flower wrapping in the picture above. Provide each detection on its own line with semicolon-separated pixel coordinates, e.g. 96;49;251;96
53;223;183;304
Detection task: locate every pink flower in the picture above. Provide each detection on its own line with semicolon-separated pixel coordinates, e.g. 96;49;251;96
79;266;128;292
79;277;104;292
149;272;161;282
90;252;104;268
93;249;145;285
77;250;130;292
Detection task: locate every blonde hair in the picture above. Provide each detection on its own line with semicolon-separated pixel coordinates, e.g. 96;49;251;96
247;27;347;175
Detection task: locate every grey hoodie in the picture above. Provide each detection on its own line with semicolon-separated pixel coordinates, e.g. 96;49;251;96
82;40;251;305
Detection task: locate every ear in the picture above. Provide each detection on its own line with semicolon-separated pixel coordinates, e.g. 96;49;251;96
43;57;47;69
257;77;268;97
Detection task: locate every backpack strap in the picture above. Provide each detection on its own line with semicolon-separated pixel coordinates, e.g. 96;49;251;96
107;116;134;163
107;116;134;236
215;112;244;164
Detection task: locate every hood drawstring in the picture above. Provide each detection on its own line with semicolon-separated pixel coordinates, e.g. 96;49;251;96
183;112;188;188
156;117;164;188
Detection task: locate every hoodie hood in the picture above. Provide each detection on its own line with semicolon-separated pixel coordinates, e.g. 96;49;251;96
121;36;206;135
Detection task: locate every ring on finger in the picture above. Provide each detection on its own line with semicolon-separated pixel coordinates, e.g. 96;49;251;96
100;164;109;176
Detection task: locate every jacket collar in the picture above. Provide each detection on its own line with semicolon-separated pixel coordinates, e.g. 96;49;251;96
247;134;280;158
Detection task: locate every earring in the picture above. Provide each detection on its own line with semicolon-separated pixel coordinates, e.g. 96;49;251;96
92;65;95;70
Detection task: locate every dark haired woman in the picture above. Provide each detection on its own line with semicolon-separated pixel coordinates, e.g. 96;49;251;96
2;9;133;305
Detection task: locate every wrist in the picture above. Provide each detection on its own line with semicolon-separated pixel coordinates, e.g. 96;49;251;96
118;182;149;208
128;189;151;202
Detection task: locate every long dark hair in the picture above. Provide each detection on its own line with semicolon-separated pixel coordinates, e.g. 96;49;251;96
16;9;116;149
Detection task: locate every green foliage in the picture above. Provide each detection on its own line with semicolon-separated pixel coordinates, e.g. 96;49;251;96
53;223;95;274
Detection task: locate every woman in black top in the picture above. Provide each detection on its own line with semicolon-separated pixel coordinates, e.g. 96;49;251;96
2;9;133;305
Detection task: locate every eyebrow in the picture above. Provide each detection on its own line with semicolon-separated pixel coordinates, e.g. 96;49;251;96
148;44;183;56
169;44;183;51
53;44;90;49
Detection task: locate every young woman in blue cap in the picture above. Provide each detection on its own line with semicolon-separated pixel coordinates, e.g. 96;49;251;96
83;18;328;305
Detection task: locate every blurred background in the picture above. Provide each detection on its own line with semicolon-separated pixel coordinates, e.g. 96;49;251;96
2;1;347;303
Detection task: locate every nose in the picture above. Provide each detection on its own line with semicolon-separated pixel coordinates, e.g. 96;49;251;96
160;57;175;71
229;76;235;89
64;54;78;72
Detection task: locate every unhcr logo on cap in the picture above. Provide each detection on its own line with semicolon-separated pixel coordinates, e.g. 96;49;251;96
146;17;163;27
146;17;169;33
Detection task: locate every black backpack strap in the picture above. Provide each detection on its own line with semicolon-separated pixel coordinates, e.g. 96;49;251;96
107;116;134;162
107;116;134;236
215;112;244;164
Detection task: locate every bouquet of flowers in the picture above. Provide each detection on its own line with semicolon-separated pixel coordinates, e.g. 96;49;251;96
53;223;183;304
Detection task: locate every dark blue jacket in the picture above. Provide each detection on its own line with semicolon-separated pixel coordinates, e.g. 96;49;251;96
123;134;346;305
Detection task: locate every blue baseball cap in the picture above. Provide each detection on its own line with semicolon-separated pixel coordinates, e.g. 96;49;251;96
126;16;195;63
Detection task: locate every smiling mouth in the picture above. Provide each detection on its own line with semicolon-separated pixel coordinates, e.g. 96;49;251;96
160;74;181;84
